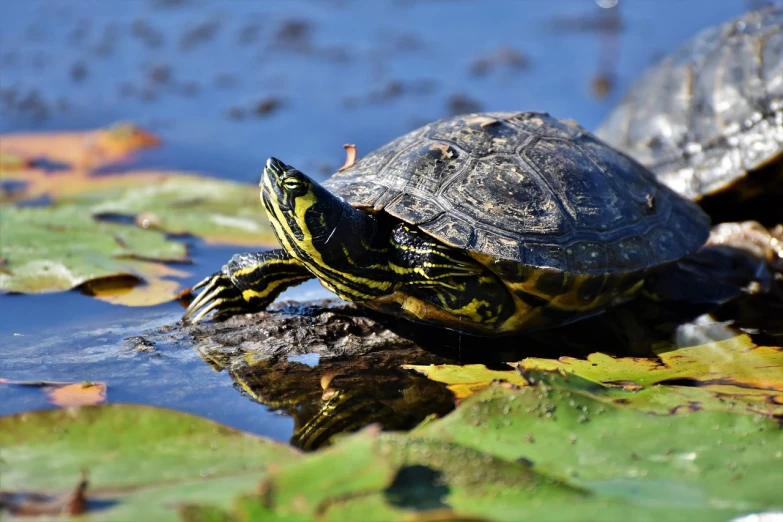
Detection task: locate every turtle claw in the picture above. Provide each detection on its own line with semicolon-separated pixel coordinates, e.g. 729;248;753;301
191;273;215;292
182;271;242;323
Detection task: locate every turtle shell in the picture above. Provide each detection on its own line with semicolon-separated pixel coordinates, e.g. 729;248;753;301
324;112;710;275
596;6;783;201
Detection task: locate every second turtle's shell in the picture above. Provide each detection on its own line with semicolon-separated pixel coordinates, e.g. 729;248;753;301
596;6;783;201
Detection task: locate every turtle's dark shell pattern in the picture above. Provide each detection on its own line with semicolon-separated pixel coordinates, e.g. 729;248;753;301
325;112;709;276
596;6;783;202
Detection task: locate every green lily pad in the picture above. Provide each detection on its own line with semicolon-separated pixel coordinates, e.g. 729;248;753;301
412;371;783;516
0;404;300;521
5;383;780;521
0;204;187;295
0;172;276;303
61;171;274;247
185;424;766;522
185;429;599;522
0;127;277;304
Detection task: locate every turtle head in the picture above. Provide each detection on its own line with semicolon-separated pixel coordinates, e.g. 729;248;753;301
261;157;368;263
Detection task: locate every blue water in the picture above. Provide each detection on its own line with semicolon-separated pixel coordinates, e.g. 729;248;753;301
0;0;757;438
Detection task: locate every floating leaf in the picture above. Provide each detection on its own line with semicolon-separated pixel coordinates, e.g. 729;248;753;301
412;371;783;516
46;382;107;408
406;334;783;418
188;429;635;522
0;404;300;521
186;416;776;521
62;171;276;246
402;364;526;401
0;127;279;303
0;151;33;172
0;204;190;305
519;333;783;391
82;262;191;307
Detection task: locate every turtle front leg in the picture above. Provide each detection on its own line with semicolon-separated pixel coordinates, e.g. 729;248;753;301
183;249;314;323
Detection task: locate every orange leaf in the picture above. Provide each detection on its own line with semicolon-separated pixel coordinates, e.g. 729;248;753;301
45;382;107;408
0;123;159;174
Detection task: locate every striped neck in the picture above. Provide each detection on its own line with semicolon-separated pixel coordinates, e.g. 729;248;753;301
261;159;394;302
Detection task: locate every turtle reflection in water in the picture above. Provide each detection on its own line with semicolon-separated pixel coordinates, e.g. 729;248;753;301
183;111;742;335
195;332;455;450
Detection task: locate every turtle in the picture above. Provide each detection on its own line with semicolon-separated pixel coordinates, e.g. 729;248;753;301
596;5;783;224
183;111;711;335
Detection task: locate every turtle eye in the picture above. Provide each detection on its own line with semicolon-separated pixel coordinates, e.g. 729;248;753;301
282;176;306;192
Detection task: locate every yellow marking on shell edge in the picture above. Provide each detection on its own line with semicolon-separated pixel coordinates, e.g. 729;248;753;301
261;171;392;300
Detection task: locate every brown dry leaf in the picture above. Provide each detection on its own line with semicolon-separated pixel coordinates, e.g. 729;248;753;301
0;123;159;174
46;382;107;408
338;144;357;172
0;472;88;517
